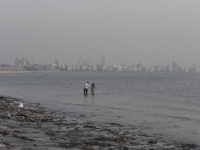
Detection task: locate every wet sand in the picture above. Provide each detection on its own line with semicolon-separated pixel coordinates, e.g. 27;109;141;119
0;96;198;150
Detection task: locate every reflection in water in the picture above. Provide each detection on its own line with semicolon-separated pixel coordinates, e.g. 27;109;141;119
83;94;95;106
91;93;95;100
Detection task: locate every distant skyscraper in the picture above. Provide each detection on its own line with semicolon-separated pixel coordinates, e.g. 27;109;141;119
78;57;84;65
14;58;31;67
100;56;106;66
55;58;61;65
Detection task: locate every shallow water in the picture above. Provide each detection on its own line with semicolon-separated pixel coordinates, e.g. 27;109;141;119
0;72;200;145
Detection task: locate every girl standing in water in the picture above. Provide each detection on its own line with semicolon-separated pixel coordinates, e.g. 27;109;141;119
91;83;95;94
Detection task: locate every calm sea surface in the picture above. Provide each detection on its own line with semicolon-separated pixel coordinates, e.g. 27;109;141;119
0;72;200;145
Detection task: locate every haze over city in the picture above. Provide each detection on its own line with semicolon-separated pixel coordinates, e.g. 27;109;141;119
1;0;200;67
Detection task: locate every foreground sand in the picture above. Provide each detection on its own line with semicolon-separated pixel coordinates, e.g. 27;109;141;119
0;96;198;150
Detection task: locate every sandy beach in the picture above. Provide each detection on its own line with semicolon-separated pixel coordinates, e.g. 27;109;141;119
0;96;198;150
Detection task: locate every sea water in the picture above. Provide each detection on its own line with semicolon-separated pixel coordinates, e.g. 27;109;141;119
0;72;200;145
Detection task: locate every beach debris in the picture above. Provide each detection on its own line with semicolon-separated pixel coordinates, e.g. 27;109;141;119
108;122;123;127
0;130;9;136
0;96;198;150
0;144;6;147
18;102;24;108
3;142;10;146
12;133;36;141
148;139;157;144
28;114;43;118
7;125;14;129
0;96;6;99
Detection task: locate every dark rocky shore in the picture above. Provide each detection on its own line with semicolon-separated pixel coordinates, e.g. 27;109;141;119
0;96;198;150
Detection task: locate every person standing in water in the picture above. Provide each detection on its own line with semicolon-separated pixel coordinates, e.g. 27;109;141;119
91;83;95;94
84;82;90;95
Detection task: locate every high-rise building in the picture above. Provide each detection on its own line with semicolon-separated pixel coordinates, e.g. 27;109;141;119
15;58;31;67
100;56;106;66
55;58;61;65
78;57;84;65
55;58;61;68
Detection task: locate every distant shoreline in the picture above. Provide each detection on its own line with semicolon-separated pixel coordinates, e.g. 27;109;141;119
0;70;198;74
0;70;61;74
0;71;31;74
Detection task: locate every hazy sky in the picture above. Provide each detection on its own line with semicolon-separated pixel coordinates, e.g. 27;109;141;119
0;0;200;67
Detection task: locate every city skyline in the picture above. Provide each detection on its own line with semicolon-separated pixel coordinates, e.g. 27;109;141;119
1;57;198;73
1;1;200;67
1;57;200;73
1;56;200;68
2;57;199;69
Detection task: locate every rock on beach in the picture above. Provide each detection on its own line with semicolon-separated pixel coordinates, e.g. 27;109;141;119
0;96;198;150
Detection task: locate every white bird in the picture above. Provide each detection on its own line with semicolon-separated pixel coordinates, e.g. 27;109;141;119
18;102;24;108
